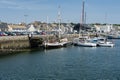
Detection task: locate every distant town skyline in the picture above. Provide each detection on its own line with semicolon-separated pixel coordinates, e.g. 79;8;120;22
0;0;120;24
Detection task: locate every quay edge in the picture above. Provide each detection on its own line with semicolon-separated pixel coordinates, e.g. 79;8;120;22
0;34;102;55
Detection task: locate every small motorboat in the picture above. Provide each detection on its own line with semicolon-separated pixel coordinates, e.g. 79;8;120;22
73;37;97;47
97;41;114;47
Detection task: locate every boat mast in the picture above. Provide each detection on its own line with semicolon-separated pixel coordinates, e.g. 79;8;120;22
82;0;85;25
44;16;49;47
84;12;86;24
58;5;61;39
79;0;85;37
46;16;49;42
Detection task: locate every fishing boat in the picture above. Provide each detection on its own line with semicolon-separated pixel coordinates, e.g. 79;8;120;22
97;39;114;47
87;36;114;47
44;41;63;49
73;37;97;47
97;41;114;47
77;41;97;47
107;34;120;39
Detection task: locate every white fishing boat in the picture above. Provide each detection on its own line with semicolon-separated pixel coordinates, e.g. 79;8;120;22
97;39;114;47
44;41;63;49
77;41;97;47
73;37;97;47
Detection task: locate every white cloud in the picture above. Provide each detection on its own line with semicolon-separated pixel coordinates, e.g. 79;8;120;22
0;0;16;5
0;0;54;10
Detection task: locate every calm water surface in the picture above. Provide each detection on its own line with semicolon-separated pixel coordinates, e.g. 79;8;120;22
0;40;120;80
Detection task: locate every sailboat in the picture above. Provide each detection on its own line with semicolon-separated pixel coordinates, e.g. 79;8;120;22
43;16;63;49
57;6;72;47
73;0;97;47
44;6;71;49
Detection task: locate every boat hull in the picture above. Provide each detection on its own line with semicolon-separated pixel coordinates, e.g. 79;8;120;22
62;42;72;47
107;35;120;39
77;42;97;47
97;41;114;47
97;43;114;47
73;38;97;47
44;42;63;49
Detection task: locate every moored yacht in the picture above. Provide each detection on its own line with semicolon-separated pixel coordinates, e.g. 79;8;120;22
97;39;114;47
72;0;97;47
73;37;97;47
87;36;115;47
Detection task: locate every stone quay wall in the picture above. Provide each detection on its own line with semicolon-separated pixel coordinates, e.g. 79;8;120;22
0;36;30;50
0;34;81;55
0;33;101;49
0;34;80;49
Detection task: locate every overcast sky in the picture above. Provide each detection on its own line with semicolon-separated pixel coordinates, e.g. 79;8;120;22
0;0;120;24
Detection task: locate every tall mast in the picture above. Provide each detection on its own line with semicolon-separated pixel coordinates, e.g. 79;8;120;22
46;16;49;42
58;5;61;39
47;16;49;31
79;0;85;37
105;13;107;24
84;12;86;24
82;0;85;25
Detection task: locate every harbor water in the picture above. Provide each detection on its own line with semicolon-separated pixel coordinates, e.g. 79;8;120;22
0;40;120;80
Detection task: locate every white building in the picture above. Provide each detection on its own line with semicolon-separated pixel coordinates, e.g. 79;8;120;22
27;24;37;32
94;24;113;33
8;24;26;32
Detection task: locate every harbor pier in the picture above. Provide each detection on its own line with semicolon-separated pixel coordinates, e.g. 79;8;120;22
0;33;101;55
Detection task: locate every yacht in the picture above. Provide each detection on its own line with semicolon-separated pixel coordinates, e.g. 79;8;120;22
73;37;97;47
97;39;114;47
73;1;96;47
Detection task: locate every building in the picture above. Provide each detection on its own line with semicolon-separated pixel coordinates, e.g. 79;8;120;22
73;23;91;33
27;24;37;32
94;24;113;33
0;22;8;31
8;24;26;32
